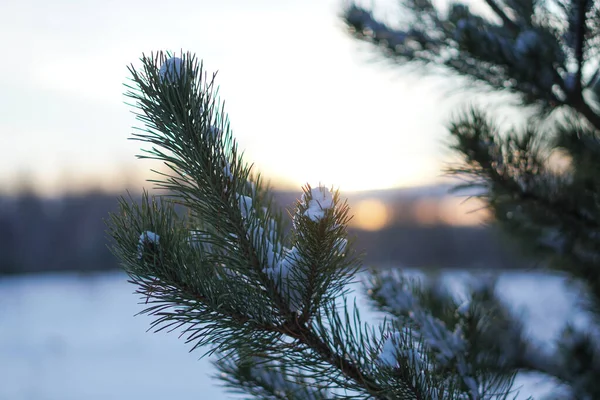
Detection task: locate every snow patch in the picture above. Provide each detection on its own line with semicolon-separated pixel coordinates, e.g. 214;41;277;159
303;186;334;222
263;246;303;311
159;57;184;83
223;163;233;181
378;331;402;367
239;195;253;218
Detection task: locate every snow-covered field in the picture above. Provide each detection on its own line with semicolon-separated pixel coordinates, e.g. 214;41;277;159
0;270;582;399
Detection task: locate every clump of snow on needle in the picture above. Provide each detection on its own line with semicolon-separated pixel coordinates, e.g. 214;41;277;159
159;57;184;83
303;186;335;222
378;332;402;367
239;195;253;218
264;246;304;311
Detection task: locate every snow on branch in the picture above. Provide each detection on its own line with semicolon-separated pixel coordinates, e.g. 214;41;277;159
302;185;334;222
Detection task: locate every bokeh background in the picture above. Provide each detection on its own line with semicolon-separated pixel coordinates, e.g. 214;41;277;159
0;0;569;398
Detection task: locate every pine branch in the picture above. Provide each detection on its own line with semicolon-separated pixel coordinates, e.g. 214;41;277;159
514;325;600;398
215;354;334;399
343;3;564;110
561;0;600;131
111;51;481;399
446;110;600;298
443;107;600;397
342;0;600;129
340;1;600;399
365;268;522;400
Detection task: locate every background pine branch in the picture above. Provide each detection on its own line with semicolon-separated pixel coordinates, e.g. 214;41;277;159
342;0;600;397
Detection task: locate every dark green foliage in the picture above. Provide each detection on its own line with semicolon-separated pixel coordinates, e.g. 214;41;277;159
366;269;522;399
108;51;532;399
447;110;600;310
343;0;600;397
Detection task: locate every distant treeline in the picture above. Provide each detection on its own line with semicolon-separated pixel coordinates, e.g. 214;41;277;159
0;191;120;274
0;190;527;275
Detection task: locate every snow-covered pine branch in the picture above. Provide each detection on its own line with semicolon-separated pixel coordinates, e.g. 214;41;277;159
111;51;505;399
107;50;544;399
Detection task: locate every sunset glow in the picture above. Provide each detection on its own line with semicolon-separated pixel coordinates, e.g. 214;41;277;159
0;0;448;195
350;199;390;231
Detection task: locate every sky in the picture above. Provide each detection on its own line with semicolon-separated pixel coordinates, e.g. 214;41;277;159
1;0;474;195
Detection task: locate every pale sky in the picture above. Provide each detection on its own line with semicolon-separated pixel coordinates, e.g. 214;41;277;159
1;0;467;195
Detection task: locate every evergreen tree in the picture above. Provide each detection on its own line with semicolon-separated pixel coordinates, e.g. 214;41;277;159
342;0;600;398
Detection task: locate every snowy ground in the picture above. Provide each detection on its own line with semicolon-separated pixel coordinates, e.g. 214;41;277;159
0;270;583;399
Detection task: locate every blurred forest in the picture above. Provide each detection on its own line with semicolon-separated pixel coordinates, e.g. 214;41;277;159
0;185;527;275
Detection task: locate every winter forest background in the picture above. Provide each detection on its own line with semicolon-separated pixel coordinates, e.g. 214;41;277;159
0;0;586;399
0;185;525;275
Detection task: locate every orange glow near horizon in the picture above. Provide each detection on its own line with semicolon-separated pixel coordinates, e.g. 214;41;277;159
1;0;458;200
4;162;439;197
350;199;390;231
438;197;489;226
412;198;440;225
